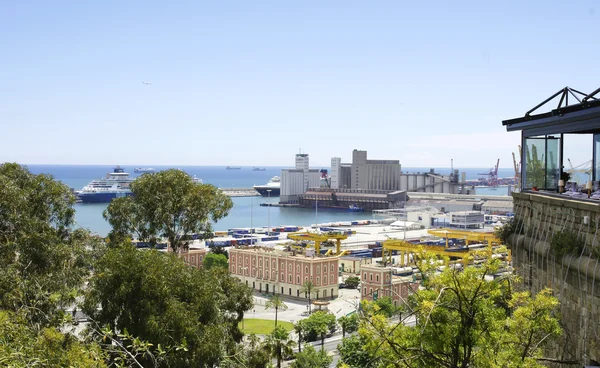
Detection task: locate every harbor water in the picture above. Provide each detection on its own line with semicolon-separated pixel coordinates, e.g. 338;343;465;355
24;165;514;237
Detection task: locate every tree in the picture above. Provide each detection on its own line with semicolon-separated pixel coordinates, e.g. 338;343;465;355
337;313;359;338
337;335;375;368
372;296;398;318
103;169;233;254
291;344;332;368
358;257;562;368
265;294;288;327
344;276;360;289
0;163;101;328
264;325;296;368
0;310;107;367
220;334;271;368
293;320;306;353
301;280;316;314
303;311;337;350
203;252;228;270
208;242;229;258
83;245;253;367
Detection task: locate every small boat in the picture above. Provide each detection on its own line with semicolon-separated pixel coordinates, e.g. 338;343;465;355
192;175;203;184
134;168;155;173
348;204;364;212
252;167;266;171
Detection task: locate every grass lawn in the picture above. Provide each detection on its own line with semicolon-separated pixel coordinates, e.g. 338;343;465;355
240;318;294;335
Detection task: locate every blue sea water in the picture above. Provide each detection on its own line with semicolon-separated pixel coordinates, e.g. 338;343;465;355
23;165;514;236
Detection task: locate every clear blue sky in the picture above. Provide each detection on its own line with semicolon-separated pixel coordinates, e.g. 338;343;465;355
1;1;598;168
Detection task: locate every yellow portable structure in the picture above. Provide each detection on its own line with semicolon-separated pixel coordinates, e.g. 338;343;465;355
287;231;349;255
427;229;500;247
382;239;474;267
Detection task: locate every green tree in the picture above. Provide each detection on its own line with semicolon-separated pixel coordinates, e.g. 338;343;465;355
264;325;296;368
337;313;359;338
83;245;253;367
103;169;233;253
291;344;332;368
208;242;229;258
372;296;397;318
203;252;228;270
0;163;101;328
344;276;360;289
220;334;271;368
303;311;336;350
293;320;306;353
265;294;288;327
0;310;106;367
358;258;562;368
301;280;316;313
337;335;375;368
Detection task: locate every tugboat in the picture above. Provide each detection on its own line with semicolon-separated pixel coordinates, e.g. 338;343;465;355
76;166;134;203
348;204;364;212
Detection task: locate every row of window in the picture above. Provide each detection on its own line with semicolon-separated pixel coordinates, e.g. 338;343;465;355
246;280;334;299
231;255;335;275
362;272;390;283
235;266;336;286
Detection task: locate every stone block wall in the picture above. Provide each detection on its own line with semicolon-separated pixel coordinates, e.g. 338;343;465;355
510;192;600;366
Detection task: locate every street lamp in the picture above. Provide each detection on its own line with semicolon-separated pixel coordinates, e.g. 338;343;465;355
267;189;271;235
250;197;254;245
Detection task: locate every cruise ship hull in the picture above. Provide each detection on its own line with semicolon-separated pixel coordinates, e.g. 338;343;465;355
78;192;133;203
253;187;280;197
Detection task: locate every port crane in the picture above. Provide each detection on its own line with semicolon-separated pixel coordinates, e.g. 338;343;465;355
478;159;500;187
566;159;592;180
287;231;348;255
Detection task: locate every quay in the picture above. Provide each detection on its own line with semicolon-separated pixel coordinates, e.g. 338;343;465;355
219;188;260;197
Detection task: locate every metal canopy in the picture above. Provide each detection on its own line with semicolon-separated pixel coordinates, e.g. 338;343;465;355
503;86;600;136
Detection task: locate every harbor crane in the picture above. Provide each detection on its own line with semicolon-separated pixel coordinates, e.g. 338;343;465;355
478;159;500;187
566;158;592;180
287;231;348;255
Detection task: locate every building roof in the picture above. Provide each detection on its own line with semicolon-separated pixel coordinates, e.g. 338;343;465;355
482;200;514;209
502;86;600;136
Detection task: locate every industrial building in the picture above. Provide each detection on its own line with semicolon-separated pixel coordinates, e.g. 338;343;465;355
299;188;408;211
280;153;322;203
229;246;340;299
330;150;401;191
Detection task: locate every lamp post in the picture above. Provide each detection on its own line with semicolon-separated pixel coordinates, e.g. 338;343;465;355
250;197;254;245
267;189;271;235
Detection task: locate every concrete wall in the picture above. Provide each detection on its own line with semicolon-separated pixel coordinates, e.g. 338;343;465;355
510;192;600;366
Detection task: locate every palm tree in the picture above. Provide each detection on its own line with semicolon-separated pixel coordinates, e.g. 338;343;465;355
301;280;316;314
264;325;296;368
293;320;305;353
265;294;288;327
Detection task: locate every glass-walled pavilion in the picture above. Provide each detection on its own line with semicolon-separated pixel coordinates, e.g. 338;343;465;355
503;86;600;193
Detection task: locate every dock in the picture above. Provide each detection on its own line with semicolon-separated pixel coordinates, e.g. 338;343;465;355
219;188;261;197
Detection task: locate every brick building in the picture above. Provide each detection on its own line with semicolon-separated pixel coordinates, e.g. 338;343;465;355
178;248;208;269
229;247;340;300
360;264;416;307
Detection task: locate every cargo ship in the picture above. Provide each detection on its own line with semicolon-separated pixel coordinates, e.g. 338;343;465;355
252;167;266;171
76;166;134;203
226;166;242;170
134;168;155;173
253;176;280;196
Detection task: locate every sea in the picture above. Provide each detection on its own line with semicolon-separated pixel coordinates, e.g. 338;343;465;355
24;165;515;237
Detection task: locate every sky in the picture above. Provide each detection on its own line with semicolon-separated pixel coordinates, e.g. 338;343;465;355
1;1;598;168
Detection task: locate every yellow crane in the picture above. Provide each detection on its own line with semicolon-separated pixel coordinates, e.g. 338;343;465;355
382;239;474;267
287;231;349;255
426;229;500;248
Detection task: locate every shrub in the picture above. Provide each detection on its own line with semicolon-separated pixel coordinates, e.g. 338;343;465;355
550;230;585;259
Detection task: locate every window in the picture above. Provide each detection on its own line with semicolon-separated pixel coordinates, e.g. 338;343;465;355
297;276;300;284
363;272;367;281
281;287;284;294
331;264;334;272
272;261;276;269
305;266;308;274
289;275;292;283
252;259;256;266
317;266;320;273
324;276;327;284
297;265;300;273
363;287;367;295
376;275;379;282
317;276;320;286
289;288;292;295
231;256;235;262
370;274;372;281
281;273;284;282
259;259;262;266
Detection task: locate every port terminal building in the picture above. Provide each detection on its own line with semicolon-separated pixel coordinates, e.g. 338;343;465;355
229;246;340;300
280;150;463;207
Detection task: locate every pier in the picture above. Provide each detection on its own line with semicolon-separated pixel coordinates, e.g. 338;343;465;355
219;188;260;197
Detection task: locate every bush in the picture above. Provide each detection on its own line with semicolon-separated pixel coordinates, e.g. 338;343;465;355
550;230;585;259
494;218;522;244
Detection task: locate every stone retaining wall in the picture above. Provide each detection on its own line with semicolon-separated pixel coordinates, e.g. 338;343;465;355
510;192;600;366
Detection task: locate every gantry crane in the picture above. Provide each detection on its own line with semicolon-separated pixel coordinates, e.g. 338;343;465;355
287;231;348;255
